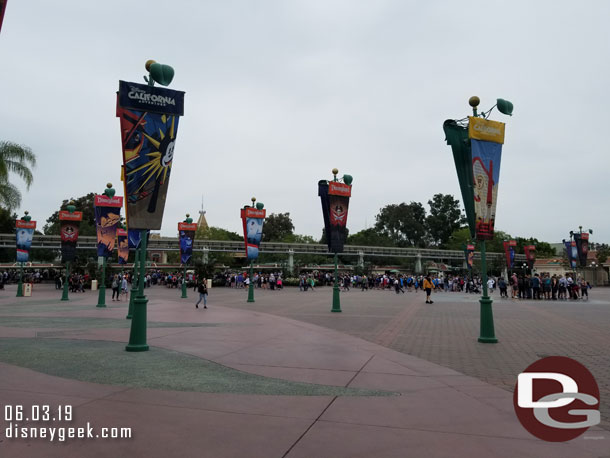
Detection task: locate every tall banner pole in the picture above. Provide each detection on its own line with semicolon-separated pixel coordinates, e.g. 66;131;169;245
94;184;122;308
318;168;353;313
127;246;138;319
178;214;196;299
15;211;36;298
60;202;82;301
126;230;149;352
241;197;265;304
444;96;513;343
120;60;185;351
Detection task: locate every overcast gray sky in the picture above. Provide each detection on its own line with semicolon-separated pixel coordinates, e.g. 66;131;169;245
2;1;609;244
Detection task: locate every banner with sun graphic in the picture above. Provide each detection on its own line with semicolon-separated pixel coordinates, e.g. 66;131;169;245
117;80;185;230
59;210;82;263
117;228;129;265
319;181;351;254
468;117;505;241
94;195;123;258
240;208;266;260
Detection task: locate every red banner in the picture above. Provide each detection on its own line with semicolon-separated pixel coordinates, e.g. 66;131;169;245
59;211;83;221
329;181;352;197
94;195;123;207
16;220;36;229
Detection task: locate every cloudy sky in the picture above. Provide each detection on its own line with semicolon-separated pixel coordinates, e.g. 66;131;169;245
1;1;609;244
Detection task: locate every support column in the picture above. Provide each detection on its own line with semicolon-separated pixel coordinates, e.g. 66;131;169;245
97;257;107;307
126;230;149;352
331;253;341;312
61;261;70;301
415;253;423;274
287;249;294;275
478;240;497;343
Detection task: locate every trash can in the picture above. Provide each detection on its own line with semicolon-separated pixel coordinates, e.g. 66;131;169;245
24;283;33;297
207;279;212;289
91;280;98;291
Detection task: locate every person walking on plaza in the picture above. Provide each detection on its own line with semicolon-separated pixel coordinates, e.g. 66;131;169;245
111;274;120;301
423;275;434;304
195;280;208;309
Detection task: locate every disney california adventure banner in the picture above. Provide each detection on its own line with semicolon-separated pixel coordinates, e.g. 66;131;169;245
241;208;266;260
469;117;505;240
117;80;185;230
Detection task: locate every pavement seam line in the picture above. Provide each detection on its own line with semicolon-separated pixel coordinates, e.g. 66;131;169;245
345;354;375;388
281;396;338;458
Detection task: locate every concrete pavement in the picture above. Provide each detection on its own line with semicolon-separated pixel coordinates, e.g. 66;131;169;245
0;284;608;457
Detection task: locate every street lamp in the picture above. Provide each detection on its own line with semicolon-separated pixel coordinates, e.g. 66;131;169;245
590;261;598;287
318;168;353;313
240;197;266;303
59;202;83;301
94;184;122;308
444;96;513;343
178;214;197;299
15;211;36;297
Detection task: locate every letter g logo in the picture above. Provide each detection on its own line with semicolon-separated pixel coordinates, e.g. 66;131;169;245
513;357;600;442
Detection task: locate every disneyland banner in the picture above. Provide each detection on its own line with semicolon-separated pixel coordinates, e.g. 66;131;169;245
59;210;82;263
128;228;149;250
240;208;266;260
16;220;36;263
524;245;536;269
117;228;129;265
466;244;475;270
117;80;185;230
319;181;352;254
574;232;590;267
94;194;123;258
503;240;516;269
178;222;197;265
468;117;504;240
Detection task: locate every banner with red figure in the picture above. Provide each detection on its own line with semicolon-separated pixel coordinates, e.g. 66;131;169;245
574;232;590;267
469;117;505;240
59;211;82;263
319;181;352;254
240;208;266;260
524;245;536;269
466;244;475;270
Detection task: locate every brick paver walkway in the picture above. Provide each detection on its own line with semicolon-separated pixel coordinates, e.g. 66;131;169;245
220;284;610;431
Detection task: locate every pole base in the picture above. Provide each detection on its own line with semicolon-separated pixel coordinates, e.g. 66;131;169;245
97;286;106;308
125;344;149;352
16;282;23;298
331;286;341;312
181;284;188;299
478;295;497;343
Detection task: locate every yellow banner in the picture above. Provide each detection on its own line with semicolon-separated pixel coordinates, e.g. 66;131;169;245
468;117;505;144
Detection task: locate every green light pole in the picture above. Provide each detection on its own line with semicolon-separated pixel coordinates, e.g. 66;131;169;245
126;244;138;319
96;183;116;308
244;197;265;303
61;202;78;301
15;211;33;298
444;96;513;343
126;229;149;352
181;214;193;299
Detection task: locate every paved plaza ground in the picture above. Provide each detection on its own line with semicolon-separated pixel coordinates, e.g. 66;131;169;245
0;282;608;457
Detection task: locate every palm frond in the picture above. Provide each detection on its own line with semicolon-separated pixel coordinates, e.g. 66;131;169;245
0;180;22;211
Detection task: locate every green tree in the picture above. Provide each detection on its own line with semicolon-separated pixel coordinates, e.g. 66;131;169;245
196;225;241;241
44;193;97;236
515;237;555;257
374;202;427;247
346;228;393;247
426;194;466;247
261;212;294;242
596;244;610;264
0;141;37;210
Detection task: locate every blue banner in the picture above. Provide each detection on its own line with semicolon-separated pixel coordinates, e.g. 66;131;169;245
16;228;34;263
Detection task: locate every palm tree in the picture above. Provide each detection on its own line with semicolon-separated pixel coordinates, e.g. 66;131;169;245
0;141;37;210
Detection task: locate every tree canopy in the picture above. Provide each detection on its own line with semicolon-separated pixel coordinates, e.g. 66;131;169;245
261;212;295;242
426;193;466;247
44;193;97;236
0;141;37;210
374;202;427;247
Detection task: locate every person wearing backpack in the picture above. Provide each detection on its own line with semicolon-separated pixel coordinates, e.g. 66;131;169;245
196;280;208;309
